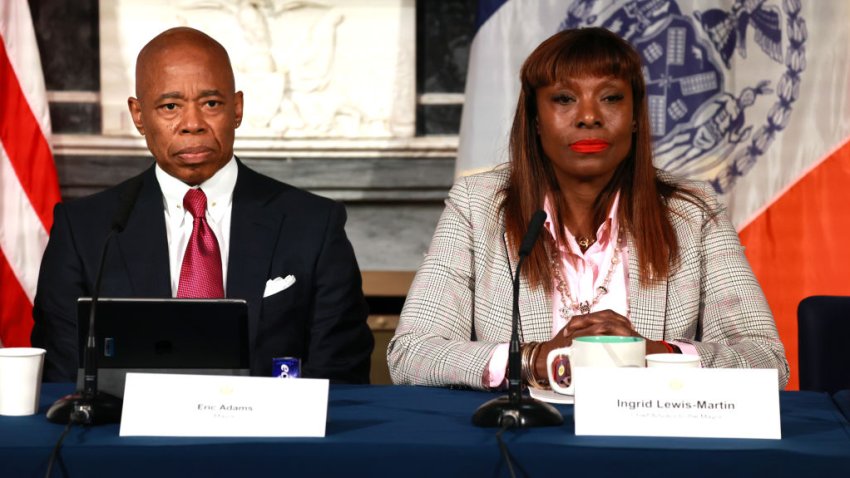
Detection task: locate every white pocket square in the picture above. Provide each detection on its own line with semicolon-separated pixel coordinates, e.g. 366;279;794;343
264;275;296;298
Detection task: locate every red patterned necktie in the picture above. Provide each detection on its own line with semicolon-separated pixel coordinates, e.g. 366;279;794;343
177;188;224;298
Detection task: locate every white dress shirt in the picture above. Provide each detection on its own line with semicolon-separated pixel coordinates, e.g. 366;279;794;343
155;157;237;296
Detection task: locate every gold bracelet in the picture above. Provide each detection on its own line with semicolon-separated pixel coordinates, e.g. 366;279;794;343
520;342;537;387
526;342;548;390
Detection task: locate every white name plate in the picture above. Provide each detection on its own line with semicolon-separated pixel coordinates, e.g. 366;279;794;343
119;373;329;437
574;367;780;439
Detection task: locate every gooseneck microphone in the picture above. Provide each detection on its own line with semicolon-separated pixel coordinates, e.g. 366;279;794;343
472;210;563;428
47;176;145;425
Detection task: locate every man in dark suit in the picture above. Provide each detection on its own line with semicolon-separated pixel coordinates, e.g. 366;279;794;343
31;27;373;383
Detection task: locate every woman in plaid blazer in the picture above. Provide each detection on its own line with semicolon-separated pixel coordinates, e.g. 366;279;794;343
387;28;789;390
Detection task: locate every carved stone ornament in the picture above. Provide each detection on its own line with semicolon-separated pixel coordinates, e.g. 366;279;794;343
100;0;415;139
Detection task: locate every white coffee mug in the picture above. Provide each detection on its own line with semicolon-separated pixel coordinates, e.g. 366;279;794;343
547;336;645;395
646;353;700;368
0;347;46;416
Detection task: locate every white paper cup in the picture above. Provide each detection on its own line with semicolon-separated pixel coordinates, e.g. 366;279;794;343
0;347;46;416
646;353;700;368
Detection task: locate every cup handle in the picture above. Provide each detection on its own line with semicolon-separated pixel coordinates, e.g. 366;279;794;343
547;346;574;395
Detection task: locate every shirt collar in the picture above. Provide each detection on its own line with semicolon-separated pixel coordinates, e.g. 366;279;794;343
543;191;621;254
155;156;238;225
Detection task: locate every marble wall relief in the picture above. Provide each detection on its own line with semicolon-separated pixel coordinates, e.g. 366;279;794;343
100;0;415;139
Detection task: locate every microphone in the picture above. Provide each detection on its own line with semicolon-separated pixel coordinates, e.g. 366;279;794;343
473;210;563;428
47;176;145;425
518;210;546;256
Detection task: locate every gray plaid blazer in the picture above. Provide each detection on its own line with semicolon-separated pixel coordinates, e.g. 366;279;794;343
387;167;789;389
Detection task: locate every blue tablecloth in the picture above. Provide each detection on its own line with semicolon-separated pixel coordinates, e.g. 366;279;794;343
834;389;850;422
3;384;850;477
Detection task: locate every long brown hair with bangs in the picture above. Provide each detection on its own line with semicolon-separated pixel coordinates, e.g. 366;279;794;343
503;27;696;290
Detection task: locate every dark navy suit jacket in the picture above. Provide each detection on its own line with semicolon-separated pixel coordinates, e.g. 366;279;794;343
32;160;373;383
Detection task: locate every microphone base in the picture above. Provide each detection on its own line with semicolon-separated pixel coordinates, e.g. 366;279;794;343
472;394;563;428
46;391;123;425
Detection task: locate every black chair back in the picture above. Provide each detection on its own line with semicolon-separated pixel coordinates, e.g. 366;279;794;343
798;296;850;393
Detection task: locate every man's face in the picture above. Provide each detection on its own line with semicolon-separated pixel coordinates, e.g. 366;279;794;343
128;43;243;185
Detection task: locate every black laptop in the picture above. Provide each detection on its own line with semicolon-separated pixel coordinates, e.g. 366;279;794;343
76;298;250;397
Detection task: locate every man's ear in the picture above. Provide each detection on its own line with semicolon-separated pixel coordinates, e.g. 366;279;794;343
234;91;244;129
127;97;145;135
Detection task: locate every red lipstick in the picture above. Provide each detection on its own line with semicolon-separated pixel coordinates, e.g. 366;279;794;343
569;139;609;153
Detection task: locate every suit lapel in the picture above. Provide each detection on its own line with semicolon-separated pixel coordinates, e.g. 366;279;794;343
502;232;552;342
626;233;668;339
226;161;286;343
116;167;171;297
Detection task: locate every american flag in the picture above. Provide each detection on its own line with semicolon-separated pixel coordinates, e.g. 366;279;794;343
0;0;61;347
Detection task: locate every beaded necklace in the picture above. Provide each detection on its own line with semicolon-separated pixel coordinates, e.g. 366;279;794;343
551;229;623;317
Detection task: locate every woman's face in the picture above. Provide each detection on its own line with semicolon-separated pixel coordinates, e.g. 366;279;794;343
535;75;634;186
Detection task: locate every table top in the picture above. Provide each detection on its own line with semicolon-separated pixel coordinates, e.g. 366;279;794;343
3;384;850;477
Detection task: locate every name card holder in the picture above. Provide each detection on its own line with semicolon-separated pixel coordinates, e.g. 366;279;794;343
120;373;329;437
573;368;780;439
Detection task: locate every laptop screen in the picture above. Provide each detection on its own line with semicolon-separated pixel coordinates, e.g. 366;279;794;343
76;297;250;370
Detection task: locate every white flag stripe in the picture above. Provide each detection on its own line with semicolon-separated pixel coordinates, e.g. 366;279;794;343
458;1;558;177
0;141;50;302
0;0;51;143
